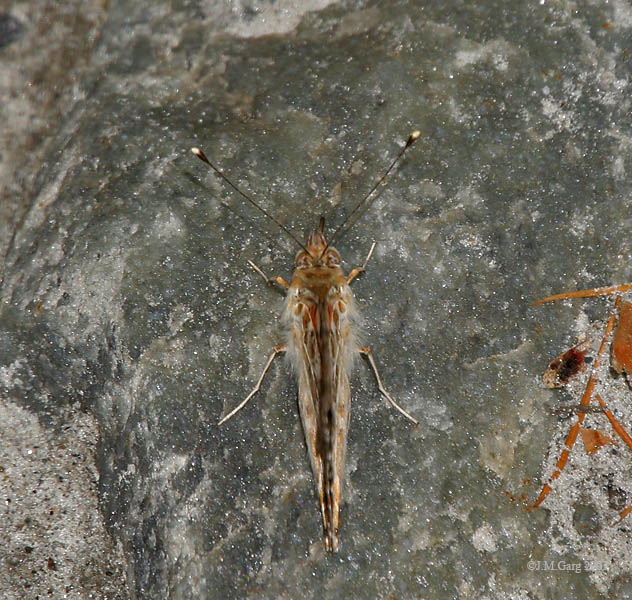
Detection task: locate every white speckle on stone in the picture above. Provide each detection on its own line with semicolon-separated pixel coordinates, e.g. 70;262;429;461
472;524;498;553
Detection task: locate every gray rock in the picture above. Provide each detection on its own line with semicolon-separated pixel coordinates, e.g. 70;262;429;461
2;0;632;598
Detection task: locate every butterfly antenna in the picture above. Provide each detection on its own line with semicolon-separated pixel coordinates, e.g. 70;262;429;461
191;147;307;253
328;130;421;245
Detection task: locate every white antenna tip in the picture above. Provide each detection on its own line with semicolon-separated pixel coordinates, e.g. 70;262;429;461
191;147;201;155
411;130;421;140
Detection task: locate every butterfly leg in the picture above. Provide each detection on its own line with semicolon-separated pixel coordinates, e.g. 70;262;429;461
248;259;290;290
347;242;377;284
218;345;287;425
358;346;418;425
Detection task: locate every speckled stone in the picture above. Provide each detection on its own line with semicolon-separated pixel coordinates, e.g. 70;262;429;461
2;1;632;598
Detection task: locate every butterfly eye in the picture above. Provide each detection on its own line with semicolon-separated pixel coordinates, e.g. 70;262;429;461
325;252;340;267
296;252;311;268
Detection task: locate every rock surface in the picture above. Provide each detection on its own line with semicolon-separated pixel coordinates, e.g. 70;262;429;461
2;0;632;598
